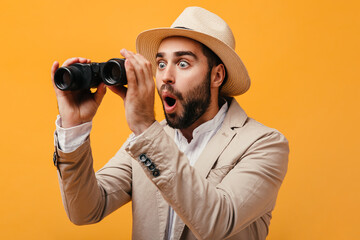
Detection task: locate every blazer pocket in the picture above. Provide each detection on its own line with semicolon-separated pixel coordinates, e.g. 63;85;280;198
207;164;236;185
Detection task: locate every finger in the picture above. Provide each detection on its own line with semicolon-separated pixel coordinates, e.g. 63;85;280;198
130;52;152;79
135;53;153;86
62;57;90;67
120;48;131;58
62;57;79;67
94;83;107;105
51;61;61;92
132;54;153;91
108;85;127;99
78;57;90;64
122;50;148;87
137;54;153;75
124;58;138;90
51;61;59;82
121;49;138;88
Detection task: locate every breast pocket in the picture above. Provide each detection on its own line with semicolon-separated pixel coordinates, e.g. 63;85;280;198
207;164;236;185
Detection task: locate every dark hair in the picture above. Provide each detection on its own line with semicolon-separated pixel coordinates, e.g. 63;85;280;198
200;43;228;90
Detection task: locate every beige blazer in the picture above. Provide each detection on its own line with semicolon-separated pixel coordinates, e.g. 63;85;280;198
54;98;289;240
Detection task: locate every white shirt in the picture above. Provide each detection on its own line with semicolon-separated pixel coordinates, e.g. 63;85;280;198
55;101;229;239
55;115;92;153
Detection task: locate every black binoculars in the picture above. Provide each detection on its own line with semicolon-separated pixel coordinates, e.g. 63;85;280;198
54;58;127;91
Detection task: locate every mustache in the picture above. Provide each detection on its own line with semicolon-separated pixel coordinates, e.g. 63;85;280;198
158;84;184;101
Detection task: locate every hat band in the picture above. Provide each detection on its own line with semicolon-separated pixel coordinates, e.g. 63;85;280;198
173;26;193;30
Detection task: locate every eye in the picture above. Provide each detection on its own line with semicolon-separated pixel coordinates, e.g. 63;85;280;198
158;61;166;69
178;61;189;68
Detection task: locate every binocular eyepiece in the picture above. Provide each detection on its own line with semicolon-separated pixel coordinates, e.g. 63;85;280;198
54;58;127;91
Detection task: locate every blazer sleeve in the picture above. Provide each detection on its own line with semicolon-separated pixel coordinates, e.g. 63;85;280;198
55;137;132;225
126;121;289;240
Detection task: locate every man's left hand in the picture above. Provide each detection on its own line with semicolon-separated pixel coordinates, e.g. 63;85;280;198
107;49;156;135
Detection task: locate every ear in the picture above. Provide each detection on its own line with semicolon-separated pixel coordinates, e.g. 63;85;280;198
210;64;225;88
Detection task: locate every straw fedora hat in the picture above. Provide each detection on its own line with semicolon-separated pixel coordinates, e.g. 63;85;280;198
136;6;250;96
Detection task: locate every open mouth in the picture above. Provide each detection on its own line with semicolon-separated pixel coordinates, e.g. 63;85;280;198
165;96;176;107
162;93;177;113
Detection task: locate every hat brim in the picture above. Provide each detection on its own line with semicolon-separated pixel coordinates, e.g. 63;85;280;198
136;28;250;96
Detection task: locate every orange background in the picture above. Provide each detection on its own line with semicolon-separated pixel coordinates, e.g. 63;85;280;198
0;0;359;239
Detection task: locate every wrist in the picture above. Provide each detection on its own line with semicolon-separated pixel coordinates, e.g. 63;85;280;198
132;120;156;136
61;119;83;128
59;116;86;128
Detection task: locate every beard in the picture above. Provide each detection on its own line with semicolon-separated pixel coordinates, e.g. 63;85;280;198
158;71;211;129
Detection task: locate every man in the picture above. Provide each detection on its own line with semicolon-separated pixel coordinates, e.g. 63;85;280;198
51;7;289;240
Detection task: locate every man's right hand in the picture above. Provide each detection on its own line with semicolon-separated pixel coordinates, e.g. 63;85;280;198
51;57;107;128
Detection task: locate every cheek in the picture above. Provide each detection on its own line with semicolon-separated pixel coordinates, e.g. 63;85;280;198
174;81;188;95
177;71;204;90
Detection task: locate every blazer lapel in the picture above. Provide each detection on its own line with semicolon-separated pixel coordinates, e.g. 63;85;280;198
194;98;247;178
194;127;236;178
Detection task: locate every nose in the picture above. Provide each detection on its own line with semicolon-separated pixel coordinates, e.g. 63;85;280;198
159;64;175;85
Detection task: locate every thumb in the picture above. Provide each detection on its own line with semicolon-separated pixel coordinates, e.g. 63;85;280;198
94;83;107;105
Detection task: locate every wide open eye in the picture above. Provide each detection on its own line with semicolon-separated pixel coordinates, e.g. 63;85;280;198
178;61;189;68
158;62;166;69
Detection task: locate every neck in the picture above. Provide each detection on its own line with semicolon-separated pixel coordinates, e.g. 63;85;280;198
180;96;223;143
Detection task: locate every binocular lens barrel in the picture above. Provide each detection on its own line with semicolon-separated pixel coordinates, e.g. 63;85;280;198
54;67;75;91
102;60;125;85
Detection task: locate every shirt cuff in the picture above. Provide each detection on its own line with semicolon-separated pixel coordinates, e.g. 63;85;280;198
55;115;92;153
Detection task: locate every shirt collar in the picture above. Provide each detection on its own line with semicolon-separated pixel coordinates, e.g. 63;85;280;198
175;100;229;143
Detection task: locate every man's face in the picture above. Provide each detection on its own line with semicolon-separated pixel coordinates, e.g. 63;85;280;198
155;37;212;129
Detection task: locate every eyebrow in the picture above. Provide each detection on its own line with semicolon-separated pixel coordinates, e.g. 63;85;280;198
156;51;198;60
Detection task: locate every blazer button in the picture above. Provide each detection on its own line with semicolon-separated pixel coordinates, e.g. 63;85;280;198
148;163;156;171
139;154;147;163
144;158;152;167
152;169;160;177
